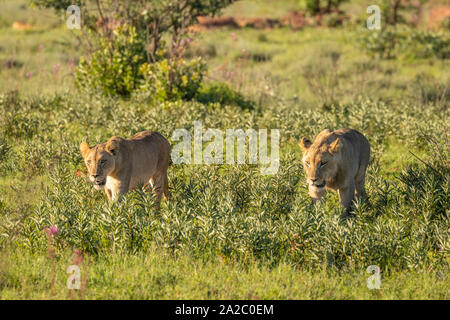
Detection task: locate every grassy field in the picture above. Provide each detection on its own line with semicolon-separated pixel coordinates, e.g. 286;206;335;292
0;0;449;299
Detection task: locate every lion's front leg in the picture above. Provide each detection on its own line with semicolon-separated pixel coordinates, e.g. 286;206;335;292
108;179;130;202
105;188;112;201
338;182;356;215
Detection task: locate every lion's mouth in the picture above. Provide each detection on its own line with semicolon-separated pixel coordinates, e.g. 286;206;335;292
313;181;326;188
93;180;106;189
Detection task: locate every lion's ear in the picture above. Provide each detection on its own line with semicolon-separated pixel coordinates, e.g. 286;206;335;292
329;138;341;154
105;137;121;156
80;142;90;159
299;137;312;151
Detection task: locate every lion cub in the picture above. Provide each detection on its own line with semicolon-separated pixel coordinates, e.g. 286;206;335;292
80;131;170;203
299;128;370;214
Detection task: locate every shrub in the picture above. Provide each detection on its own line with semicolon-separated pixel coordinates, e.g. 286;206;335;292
358;27;450;60
410;73;449;110
76;25;147;96
401;29;450;59
298;0;349;15
137;57;206;102
196;81;255;110
35;0;236;97
357;28;400;59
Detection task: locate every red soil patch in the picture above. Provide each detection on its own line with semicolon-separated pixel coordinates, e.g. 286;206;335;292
189;11;308;32
427;5;450;29
189;10;348;32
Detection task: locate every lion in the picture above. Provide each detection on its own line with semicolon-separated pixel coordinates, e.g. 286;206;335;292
299;128;370;214
80;131;170;203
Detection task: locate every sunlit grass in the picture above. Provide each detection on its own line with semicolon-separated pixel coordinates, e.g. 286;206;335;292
0;0;448;300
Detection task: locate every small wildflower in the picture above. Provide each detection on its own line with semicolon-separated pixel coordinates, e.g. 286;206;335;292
45;225;59;236
68;58;74;73
38;44;44;51
50;225;59;235
52;63;60;77
25;72;32;79
231;33;237;41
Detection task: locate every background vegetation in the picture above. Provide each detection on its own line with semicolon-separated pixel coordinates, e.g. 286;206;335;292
0;0;448;299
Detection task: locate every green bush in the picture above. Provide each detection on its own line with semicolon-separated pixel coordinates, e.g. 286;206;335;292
137;57;206;102
36;0;235;98
75;25;147;96
358;27;450;60
357;28;399;59
298;0;348;15
196;81;255;110
401;29;450;59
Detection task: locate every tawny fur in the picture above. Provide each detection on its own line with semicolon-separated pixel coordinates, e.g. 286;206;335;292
299;128;370;214
80;131;170;204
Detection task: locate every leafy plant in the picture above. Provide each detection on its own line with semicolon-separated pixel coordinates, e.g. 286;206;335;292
34;0;236;97
196;81;255;110
137;57;206;102
358;26;450;60
76;25;147;96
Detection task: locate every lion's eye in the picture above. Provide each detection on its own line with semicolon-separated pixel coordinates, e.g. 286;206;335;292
100;160;106;165
87;160;92;165
320;161;328;167
305;161;310;167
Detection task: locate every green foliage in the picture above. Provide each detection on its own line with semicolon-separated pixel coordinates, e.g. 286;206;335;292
196;81;255;110
36;0;235;97
410;73;449;110
0;93;448;274
29;0;75;11
137;57;206;102
2;0;450;299
400;29;450;59
1;246;448;299
357;27;400;59
302;48;341;106
75;25;147;96
379;0;428;26
358;27;450;60
297;0;349;15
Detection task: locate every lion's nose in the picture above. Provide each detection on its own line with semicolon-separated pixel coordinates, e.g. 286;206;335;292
92;174;100;179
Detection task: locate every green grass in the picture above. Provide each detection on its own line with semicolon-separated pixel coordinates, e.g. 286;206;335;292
1;248;448;299
0;0;449;300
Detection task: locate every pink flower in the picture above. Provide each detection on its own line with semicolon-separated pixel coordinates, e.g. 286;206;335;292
50;225;59;235
180;39;185;47
52;63;60;77
186;38;191;43
231;33;237;41
44;225;59;236
68;58;74;72
38;44;44;52
25;72;32;79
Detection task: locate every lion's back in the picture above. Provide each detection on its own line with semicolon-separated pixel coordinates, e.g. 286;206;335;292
128;131;171;173
334;128;370;170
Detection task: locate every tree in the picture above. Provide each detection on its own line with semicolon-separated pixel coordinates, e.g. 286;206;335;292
30;0;236;96
31;0;235;62
300;0;348;15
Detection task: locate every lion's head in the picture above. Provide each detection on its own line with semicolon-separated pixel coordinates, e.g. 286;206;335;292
80;137;121;190
299;129;342;199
